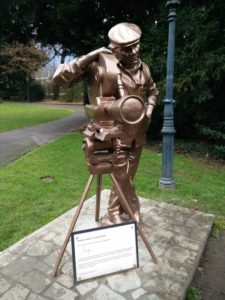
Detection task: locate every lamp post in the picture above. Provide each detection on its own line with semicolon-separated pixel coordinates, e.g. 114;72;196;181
159;0;180;189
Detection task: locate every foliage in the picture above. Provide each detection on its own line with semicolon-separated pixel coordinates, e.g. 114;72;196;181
60;81;83;103
141;0;225;157
0;42;48;75
1;0;225;156
0;132;225;250
0;103;72;132
186;287;200;300
174;1;225;143
197;123;225;159
212;218;225;238
0;42;48;101
29;80;45;101
0;76;45;102
0;0;159;54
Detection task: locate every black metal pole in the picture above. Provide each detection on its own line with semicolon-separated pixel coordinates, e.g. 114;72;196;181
159;0;180;189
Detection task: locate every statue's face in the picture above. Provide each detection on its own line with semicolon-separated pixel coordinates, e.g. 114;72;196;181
114;42;140;66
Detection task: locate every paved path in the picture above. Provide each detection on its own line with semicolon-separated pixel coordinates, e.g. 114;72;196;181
0;190;214;300
0;105;87;167
31;103;81;112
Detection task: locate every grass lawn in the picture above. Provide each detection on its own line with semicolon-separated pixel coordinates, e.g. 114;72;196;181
0;103;73;132
0;132;225;251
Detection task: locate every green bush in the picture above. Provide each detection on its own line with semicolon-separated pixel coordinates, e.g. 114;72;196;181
0;71;45;102
29;80;45;101
61;81;83;102
198;123;225;159
0;90;10;100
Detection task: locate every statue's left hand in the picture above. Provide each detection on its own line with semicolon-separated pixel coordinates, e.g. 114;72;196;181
146;104;154;125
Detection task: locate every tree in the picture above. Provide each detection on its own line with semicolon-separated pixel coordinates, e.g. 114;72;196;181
0;42;48;75
1;0;225;156
141;0;225;157
0;42;48;101
0;0;160;100
0;0;159;53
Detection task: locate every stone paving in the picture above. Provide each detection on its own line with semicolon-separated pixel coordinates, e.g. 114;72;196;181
0;190;214;300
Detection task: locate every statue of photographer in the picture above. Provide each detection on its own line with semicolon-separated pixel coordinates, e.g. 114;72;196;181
53;22;158;224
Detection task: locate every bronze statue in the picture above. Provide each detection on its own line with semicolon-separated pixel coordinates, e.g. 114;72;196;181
53;22;158;225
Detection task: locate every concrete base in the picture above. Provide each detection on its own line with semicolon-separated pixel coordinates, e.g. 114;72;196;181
0;190;214;300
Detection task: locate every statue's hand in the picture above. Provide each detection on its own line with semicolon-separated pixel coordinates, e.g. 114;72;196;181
146;104;154;125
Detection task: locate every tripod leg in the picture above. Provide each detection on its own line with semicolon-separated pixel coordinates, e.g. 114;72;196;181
95;174;102;222
53;174;95;277
110;174;158;264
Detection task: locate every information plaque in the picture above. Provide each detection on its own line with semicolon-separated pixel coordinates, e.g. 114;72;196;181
71;221;138;282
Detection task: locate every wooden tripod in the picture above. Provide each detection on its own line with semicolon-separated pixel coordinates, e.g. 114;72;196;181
53;173;158;277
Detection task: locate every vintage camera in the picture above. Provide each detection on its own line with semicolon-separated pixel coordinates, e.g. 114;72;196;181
83;53;146;174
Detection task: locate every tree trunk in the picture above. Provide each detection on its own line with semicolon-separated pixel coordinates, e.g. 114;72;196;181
52;48;67;100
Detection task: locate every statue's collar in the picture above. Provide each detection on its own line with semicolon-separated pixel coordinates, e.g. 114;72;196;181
118;59;142;74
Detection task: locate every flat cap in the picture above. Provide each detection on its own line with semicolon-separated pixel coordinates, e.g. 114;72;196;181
108;22;142;47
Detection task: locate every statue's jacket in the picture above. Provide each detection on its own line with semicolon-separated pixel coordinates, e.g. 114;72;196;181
53;53;158;146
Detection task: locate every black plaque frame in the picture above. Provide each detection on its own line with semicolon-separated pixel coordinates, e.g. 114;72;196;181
71;220;139;283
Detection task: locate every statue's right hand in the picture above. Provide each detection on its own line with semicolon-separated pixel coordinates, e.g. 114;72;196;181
53;46;112;87
53;63;75;88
